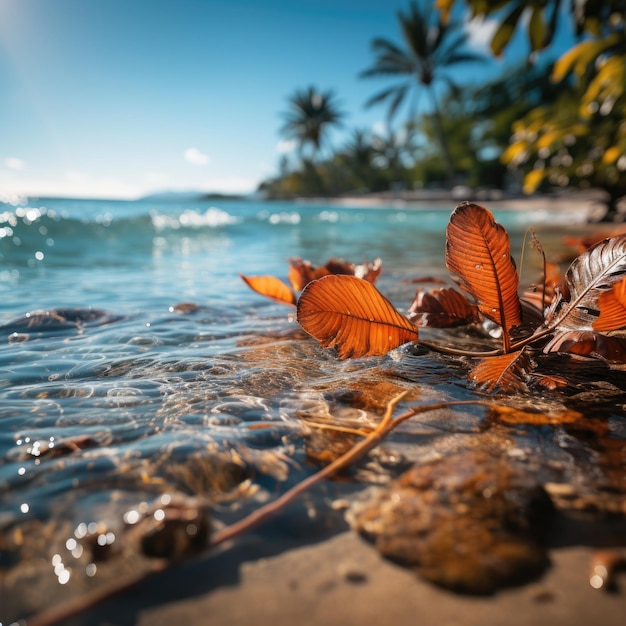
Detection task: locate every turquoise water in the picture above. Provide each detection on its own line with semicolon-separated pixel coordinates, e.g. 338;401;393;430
0;195;610;618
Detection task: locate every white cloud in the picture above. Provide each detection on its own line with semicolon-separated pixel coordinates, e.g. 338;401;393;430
276;139;296;154
4;157;26;171
184;147;211;166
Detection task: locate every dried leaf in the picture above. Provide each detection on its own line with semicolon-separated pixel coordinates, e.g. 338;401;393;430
532;374;569;391
488;405;583;425
288;257;382;291
354;257;383;283
445;203;522;351
288;258;330;291
469;350;530;393
564;227;626;255
408;288;480;328
544;330;626;364
297;274;419;359
593;277;626;331
239;274;296;306
547;234;626;337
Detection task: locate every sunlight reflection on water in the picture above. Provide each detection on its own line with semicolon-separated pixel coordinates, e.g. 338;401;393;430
0;197;624;620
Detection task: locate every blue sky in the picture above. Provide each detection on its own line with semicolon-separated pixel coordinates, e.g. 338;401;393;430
0;0;572;200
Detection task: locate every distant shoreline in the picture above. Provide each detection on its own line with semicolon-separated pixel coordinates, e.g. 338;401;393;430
288;189;607;218
7;188;608;221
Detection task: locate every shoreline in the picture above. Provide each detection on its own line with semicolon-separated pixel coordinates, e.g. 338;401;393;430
289;189;607;218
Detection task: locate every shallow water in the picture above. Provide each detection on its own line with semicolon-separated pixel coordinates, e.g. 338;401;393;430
0;196;624;620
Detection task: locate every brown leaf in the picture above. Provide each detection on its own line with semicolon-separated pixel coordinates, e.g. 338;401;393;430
408;287;480;327
445;203;522;351
544;330;626;363
469;350;530;393
545;234;626;342
532;374;569;391
287;258;330;291
297;274;419;359
593;277;626;331
287;257;382;292
239;274;296;306
354;257;383;283
564;226;626;255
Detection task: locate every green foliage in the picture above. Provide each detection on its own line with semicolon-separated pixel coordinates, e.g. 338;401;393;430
360;0;487;184
263;122;419;198
264;0;625;217
454;0;626;219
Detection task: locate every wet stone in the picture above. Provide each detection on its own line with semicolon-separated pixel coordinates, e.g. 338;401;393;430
134;495;211;560
349;447;555;594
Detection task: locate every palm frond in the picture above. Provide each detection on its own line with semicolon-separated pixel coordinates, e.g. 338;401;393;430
364;84;407;109
386;83;410;120
444;51;490;66
370;37;406;57
398;1;431;59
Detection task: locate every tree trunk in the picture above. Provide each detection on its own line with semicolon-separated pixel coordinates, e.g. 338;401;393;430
428;87;456;188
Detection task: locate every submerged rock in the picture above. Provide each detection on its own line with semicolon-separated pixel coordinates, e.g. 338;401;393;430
350;447;555;594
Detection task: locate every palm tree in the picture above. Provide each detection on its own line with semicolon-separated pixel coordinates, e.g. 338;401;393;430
280;86;345;161
360;1;487;185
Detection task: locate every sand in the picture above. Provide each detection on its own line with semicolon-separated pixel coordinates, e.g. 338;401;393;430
56;514;625;626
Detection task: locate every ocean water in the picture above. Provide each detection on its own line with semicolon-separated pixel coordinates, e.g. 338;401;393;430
0;195;615;619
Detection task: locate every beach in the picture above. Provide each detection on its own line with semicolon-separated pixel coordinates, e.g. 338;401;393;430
48;495;626;626
1;194;624;625
292;188;612;220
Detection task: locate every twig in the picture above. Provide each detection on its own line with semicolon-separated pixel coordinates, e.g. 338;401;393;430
209;390;410;547
25;394;490;626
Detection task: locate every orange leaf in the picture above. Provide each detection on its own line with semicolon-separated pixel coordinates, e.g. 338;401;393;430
545;330;626;363
239;274;296;306
469;350;530;393
533;374;568;391
408;287;480;327
593;277;626;331
354;257;382;284
297;274;418;359
548;234;626;335
288;256;382;292
445;203;522;352
287;258;329;291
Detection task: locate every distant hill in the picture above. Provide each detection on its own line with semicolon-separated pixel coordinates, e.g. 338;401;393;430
140;190;248;202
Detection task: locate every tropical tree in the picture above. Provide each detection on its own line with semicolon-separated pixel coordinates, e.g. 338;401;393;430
280;86;345;161
441;0;626;220
333;128;378;191
359;0;487;185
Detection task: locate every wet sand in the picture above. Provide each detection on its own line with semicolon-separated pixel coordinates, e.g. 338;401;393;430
60;513;625;626
139;533;624;626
